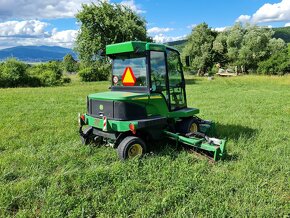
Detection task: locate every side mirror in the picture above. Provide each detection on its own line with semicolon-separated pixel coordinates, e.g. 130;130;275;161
185;56;190;67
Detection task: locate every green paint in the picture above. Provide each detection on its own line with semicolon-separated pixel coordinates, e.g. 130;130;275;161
106;41;179;55
85;114;138;132
145;43;166;52
82;41;226;161
89;91;149;101
163;130;226;161
106;41;143;55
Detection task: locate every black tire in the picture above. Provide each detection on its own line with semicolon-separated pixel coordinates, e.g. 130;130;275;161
80;135;90;145
80;126;93;145
117;136;147;160
176;117;200;134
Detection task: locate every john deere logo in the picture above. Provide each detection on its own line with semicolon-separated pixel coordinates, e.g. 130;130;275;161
99;104;104;110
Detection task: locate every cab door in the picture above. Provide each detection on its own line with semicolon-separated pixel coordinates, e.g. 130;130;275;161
166;49;187;111
150;51;169;103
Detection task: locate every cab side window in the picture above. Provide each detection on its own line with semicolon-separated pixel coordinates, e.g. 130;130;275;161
150;51;168;100
166;49;186;110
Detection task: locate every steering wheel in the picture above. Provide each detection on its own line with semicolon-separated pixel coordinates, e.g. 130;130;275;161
152;78;162;86
151;70;163;91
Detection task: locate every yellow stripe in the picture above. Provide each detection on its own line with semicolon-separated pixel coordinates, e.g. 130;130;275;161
132;97;149;100
131;95;162;100
150;96;162;99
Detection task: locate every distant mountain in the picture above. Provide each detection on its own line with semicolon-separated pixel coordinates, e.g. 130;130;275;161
0;45;77;62
166;39;187;51
273;26;290;43
167;39;187;47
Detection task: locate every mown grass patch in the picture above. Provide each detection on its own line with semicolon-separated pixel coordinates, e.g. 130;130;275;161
0;75;289;217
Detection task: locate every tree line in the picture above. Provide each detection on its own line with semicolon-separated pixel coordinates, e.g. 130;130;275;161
0;55;76;88
182;23;290;75
1;0;289;88
74;1;289;79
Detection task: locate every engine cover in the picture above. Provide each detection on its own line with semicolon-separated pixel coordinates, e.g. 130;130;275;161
87;99;147;121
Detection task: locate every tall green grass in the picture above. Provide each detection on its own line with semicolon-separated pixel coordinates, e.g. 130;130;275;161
0;75;289;217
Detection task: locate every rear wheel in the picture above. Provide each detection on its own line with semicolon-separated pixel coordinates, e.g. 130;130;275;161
80;126;93;145
80;135;90;145
117;136;147;160
177;117;200;134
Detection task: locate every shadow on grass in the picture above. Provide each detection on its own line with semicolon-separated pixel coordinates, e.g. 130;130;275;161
214;123;258;141
147;139;181;157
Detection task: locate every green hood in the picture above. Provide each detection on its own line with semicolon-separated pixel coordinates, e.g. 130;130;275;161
88;91;149;101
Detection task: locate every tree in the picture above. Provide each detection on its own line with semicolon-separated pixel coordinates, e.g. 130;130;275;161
268;38;286;55
257;47;290;75
182;23;216;74
226;23;244;65
63;54;78;73
75;0;150;64
238;25;274;71
212;31;228;65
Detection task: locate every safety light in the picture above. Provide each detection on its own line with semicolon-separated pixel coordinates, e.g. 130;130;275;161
129;123;136;134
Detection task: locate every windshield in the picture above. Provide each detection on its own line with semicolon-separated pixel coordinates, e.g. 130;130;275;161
112;54;147;87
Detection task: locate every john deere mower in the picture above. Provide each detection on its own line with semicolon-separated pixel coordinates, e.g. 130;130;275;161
79;41;226;161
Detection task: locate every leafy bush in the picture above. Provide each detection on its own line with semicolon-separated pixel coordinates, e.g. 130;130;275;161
78;62;110;82
62;77;71;84
28;61;65;86
257;48;290;75
0;59;69;88
209;64;219;75
63;54;79;73
0;58;29;87
78;67;97;81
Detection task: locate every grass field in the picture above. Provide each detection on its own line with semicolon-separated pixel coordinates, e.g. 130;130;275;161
0;75;289;217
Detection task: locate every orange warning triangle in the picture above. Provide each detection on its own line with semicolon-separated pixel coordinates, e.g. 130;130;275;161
122;67;136;86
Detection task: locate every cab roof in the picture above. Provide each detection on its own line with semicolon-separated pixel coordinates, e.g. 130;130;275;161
106;41;179;55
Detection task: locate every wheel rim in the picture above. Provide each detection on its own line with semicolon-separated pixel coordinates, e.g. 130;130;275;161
128;143;143;158
189;123;198;133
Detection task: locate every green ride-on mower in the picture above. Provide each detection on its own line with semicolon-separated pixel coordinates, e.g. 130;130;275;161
79;41;226;161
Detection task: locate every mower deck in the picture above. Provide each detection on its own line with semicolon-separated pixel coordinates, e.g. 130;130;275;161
163;130;226;161
79;113;226;161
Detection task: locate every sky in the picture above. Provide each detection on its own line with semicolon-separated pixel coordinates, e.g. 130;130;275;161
0;0;290;49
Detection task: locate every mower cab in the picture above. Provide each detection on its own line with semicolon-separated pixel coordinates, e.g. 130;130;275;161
79;41;226;161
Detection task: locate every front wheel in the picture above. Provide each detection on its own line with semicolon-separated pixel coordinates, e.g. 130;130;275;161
117;136;147;160
176;117;200;134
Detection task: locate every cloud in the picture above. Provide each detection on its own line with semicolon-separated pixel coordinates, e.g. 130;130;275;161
152;34;186;43
0;20;49;37
285;23;290;27
236;0;290;24
120;0;146;14
49;30;78;47
252;0;290;23
236;15;251;23
187;24;197;29
148;27;174;34
0;20;78;49
0;0;94;20
213;27;229;32
0;0;146;20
